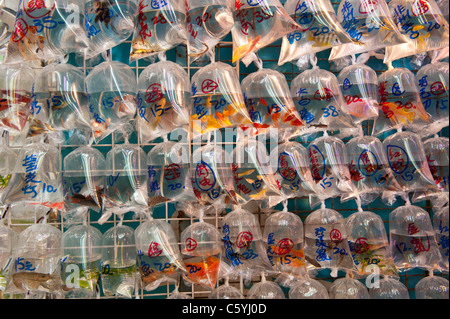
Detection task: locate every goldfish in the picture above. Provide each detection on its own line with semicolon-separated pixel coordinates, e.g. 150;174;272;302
232;36;261;63
12;272;62;292
184;256;220;289
380;102;430;124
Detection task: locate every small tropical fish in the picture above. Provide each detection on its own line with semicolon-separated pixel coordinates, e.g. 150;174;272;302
232;36;261;63
184;256;220;289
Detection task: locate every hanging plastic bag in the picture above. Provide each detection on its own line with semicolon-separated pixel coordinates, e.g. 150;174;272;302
0;137;17;205
369;277;409;299
0;62;35;136
230;136;281;206
307;134;355;207
346;209;399;278
303;206;356;277
415;274;449;298
209;279;245;299
415;61;449;136
180;219;222;289
288;276;329;299
85;59;137;143
62;146;106;215
147;140;195;208
3;140;64;211
278;0;354;66
274;141;317;200
0;216;17;293
134;215;188;291
29;61;90;137
290;61;358;137
190;62;252;135
130;0;186;61
329;0;406;61
61;220;102;297
373;67;430;136
329;275;370;299
190;142;235;206
167;285;193;299
231;0;299;66
343;135;402;206
241;67;304;132
263;203;307;285
137;60;191;143
85;0;138;59
247;274;285;299
433;206;449;270
384;0;449;63
382;131;438;198
3;0;88;63
101;220;137;298
186;0;234;61
12;220;63;294
336;57;380;124
389;203;444;271
0;0;19;50
221;207;273;282
101;143;148;221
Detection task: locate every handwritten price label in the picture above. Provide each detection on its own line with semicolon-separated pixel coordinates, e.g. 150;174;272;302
236;231;253;248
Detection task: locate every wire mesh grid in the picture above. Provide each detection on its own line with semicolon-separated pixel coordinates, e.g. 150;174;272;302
1;0;449;300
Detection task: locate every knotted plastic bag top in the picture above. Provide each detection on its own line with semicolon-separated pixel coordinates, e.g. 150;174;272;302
389;204;444;271
62;146;106;214
329;0;406;60
369;277;409;299
231;0;299;67
130;0;187;61
209;282;245;299
288;276;329;299
85;60;137;143
384;0;449;63
278;0;354;66
137;60;191;143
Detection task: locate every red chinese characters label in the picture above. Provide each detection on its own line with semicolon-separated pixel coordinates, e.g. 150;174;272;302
278;152;297;181
359;0;379;14
236;231;253;248
145;83;164;103
185;238;198;252
314;88;334;101
148;241;163;257
275;238;295;255
24;0;54;19
201;79;218;94
430;81;446;95
12;18;28;43
411;0;430;17
354;237;369;254
330;229;343;244
164;164;182;181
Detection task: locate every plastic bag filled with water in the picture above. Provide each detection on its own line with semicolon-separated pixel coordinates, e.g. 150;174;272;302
303;207;356;277
389;203;443;271
241;68;304;132
343;135;402;206
85;60;137;143
288;276;329;299
221;208;273;281
186;0;234;61
85;0;138;59
247;275;285;299
3;140;63;210
147;140;195;208
382;131;438;197
415;275;449;298
181;220;222;289
0;218;17;292
230;137;281;206
415;61;449;135
0;63;35;136
263;207;307;285
209;281;245;299
373;67;430;136
231;0;299;67
337;60;380;124
130;0;186;61
384;0;449;63
346;210;398;278
190;62;252;135
369;277;409;299
307;134;355;206
12;222;63;294
137;60;191;143
278;0;353;66
191;142;235;206
102;144;148;218
29;61;90;137
0;0;19;50
290;66;358;137
433;206;449;270
101;223;137;298
329;276;370;299
62;146;106;215
0;138;17;205
329;0;405;60
61;223;102;296
134;217;187;291
274;141;317;200
3;0;88;63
